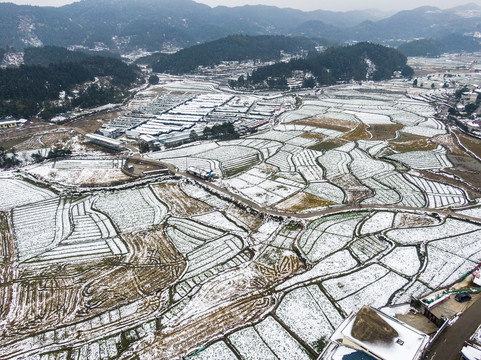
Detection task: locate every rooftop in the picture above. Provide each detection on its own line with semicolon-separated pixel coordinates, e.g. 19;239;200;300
329;306;430;360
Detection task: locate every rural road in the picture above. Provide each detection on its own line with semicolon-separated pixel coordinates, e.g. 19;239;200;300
139;155;481;224
425;297;481;360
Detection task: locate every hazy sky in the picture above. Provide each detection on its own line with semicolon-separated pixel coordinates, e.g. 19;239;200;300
1;0;480;12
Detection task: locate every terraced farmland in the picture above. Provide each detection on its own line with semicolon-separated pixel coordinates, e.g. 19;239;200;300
1;80;481;360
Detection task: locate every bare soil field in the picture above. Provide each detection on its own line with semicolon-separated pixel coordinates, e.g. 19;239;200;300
368;124;404;141
389;133;436;152
275;192;335;212
445;154;481;189
0;228;185;341
432;134;468;156
69;110;126;134
331;174;373;204
121;265;278;360
293;117;356;132
455;130;481;159
153;183;212;217
309;138;348;152
341;123;371;141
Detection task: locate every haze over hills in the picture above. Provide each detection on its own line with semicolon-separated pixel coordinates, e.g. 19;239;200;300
1;0;481;52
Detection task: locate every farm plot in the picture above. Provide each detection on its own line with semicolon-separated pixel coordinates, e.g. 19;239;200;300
266;149;296;172
386;218;481;245
191;341;237;360
181;234;244;281
228;326;279;360
275;192;335;212
268;223;303;249
149;142;219;160
293;149;324;182
371;172;426;207
381;246;420;276
350;157;394;180
29;159;130;186
94;187;168;232
13;197;60;262
360;211;395;235
350;235;390;263
163;157;221;173
181;182;230;210
346;111;393;125
322;264;389;301
298;212;368;262
456;206;481;219
275;285;344;350
305;182;345;204
250;316;312;359
283;134;320;148
390;111;426;126
191;211;247;237
429;230;481;262
166;217;225;253
231;138;282;160
387;146;452;170
335;271;409;314
196;145;261;177
251;130;304;143
0;212;15;320
225;167;304;207
0;177;55;211
317;150;352;179
27;197;128;265
152;183;212;217
419;245;477;289
360;178;402;206
278;250;358;291
224;205;263;232
405;174;468;208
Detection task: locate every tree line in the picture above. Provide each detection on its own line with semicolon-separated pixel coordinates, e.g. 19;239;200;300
0;51;139;119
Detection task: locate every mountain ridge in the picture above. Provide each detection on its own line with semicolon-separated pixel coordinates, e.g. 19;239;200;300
0;1;481;52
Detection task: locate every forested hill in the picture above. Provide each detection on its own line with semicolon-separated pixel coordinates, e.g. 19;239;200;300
0;54;139;119
23;46;91;66
146;35;317;74
23;46;122;66
230;42;413;89
397;34;481;57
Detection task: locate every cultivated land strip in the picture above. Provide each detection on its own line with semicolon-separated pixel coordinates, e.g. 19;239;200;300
142;155;481;224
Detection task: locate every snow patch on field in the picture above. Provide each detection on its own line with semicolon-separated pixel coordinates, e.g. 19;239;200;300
361;212;395;235
276;286;343;346
381;247;420;276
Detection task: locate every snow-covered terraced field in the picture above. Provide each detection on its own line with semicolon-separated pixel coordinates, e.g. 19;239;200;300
405;174;468;208
29;159;130;185
13;197;60;262
95;187;168;232
298;212;367;262
276;285;344;346
387;146;452;170
0;177;55;211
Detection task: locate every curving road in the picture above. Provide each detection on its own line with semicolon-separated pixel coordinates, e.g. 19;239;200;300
137;155;481;224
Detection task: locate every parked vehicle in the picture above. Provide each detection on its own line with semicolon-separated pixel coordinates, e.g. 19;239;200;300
455;293;472;303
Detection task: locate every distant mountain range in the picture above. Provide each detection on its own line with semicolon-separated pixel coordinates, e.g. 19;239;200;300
1;0;481;53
